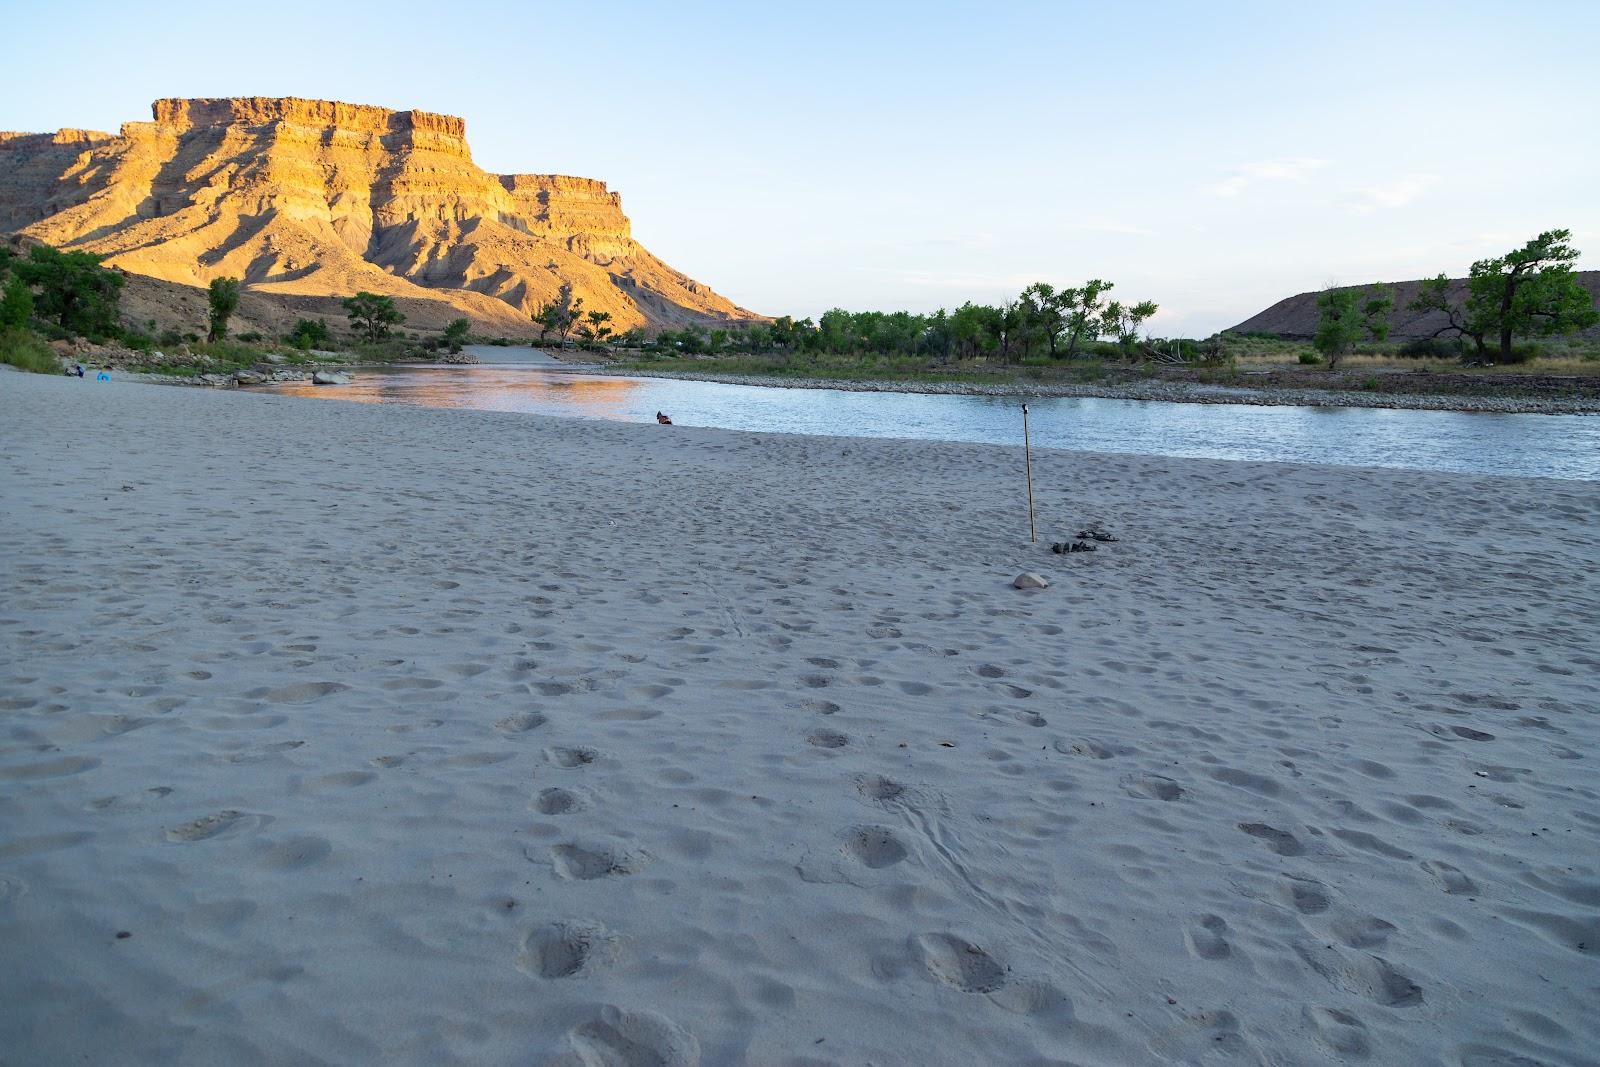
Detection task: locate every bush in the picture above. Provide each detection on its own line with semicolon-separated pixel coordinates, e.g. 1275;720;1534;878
1398;337;1468;359
0;328;62;373
121;329;157;353
1297;352;1322;365
13;245;124;337
286;319;331;350
237;331;263;343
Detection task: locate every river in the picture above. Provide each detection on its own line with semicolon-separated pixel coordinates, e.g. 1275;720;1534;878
254;349;1600;481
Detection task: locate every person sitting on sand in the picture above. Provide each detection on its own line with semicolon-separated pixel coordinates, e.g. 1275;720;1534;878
656;411;672;425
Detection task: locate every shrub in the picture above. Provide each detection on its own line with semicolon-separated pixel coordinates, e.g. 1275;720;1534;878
0;328;62;373
1398;336;1468;359
1298;352;1322;365
286;318;331;350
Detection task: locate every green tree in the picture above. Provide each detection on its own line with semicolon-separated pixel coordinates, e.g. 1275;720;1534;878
343;291;404;343
287;318;331;349
1018;282;1065;359
206;277;241;342
583;310;613;344
1314;286;1393;369
1061;280;1113;358
14;245;124;337
950;302;1000;359
1104;299;1159;353
557;291;585;343
531;298;564;343
442;317;471;352
1407;274;1486;358
0;277;33;330
1464;230;1598;363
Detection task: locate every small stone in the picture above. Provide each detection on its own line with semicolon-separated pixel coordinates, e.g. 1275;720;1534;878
312;370;350;385
1012;572;1049;590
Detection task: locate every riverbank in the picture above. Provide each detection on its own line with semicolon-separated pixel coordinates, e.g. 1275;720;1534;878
599;363;1600;415
3;372;1597;1064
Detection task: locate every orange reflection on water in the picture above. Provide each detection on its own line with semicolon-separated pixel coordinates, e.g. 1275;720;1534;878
261;369;645;420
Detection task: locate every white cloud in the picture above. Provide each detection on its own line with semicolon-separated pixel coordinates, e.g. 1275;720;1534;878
1208;157;1328;197
1346;173;1440;212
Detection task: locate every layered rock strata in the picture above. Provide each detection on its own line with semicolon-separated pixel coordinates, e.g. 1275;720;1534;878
1;97;756;333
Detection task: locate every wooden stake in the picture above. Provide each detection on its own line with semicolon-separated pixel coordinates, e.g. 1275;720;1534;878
1022;403;1036;543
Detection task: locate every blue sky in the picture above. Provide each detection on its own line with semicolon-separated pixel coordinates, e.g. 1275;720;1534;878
4;0;1597;335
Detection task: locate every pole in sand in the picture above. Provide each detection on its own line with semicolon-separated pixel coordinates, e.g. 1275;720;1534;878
1022;403;1036;543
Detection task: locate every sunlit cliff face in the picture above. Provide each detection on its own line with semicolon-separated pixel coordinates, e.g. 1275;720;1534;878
0;98;760;334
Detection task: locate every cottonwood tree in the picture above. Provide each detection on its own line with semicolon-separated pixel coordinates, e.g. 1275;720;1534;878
1104;298;1160;352
1061;280;1114;359
442;317;471;352
15;245;124;337
342;291;404;343
1465;230;1597;363
531;298;564;342
1314;286;1393;369
207;277;240;342
1406;275;1486;357
0;251;32;330
582;310;613;344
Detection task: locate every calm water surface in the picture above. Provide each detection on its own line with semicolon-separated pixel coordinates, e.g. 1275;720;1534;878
258;352;1600;481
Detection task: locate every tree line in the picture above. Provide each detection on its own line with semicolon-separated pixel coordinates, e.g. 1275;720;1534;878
652;280;1159;362
1314;229;1597;368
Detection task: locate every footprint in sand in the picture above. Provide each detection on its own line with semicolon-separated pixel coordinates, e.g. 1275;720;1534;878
545;842;645;880
495;712;547;734
166;810;269;842
567;1007;699;1067
1184;914;1232;960
913;933;1008;993
545;746;598;768
1121;773;1184;802
255;834;332;870
843;826;909;868
0;755;101;781
250;681;349;704
304;771;375;791
597;707;661;722
442;752;514;768
517;920;611;978
1238;822;1305;856
1303;1006;1370;1057
1280;876;1331;914
857;775;906;802
1420;859;1477;895
89;786;174;813
807;729;849;749
534;787;583;815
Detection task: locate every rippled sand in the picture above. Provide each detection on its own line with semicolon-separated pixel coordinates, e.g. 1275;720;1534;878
2;372;1597;1064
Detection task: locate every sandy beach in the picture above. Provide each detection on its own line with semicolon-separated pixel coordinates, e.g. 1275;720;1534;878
2;371;1597;1065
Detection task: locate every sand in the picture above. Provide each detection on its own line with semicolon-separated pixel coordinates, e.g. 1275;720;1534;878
2;371;1597;1065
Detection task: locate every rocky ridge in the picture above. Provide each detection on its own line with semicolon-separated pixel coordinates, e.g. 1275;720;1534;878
1229;273;1600;343
1;97;757;335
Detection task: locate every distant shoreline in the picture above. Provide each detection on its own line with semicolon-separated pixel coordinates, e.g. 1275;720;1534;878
576;363;1600;416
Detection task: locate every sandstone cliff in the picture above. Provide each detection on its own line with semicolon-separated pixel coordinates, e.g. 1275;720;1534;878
0;97;758;335
1229;273;1600;342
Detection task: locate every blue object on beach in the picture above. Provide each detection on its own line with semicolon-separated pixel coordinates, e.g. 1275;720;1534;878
97;372;110;381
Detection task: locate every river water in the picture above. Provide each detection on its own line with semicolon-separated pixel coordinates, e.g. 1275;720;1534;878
256;349;1600;481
